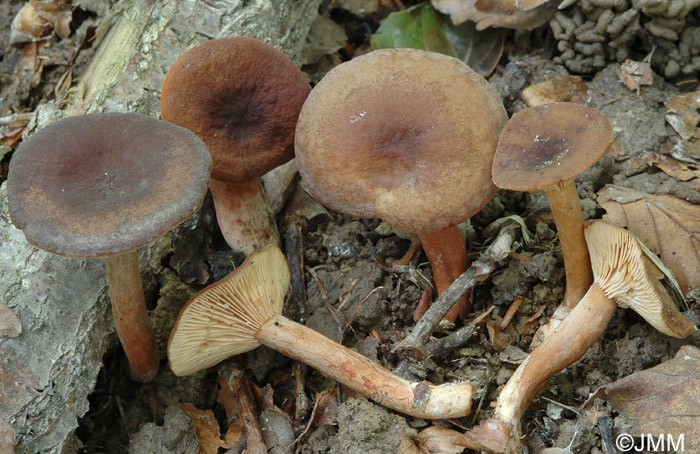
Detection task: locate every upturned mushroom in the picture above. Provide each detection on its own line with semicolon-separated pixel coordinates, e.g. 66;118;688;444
7;113;213;381
472;220;695;453
295;48;507;321
491;102;613;341
161;37;310;256
168;245;475;419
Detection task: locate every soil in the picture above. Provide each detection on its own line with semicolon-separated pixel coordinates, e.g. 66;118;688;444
2;1;700;454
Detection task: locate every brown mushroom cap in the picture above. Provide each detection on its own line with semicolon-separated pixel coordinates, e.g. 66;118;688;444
295;48;507;235
161;37;310;183
7;112;213;258
492;102;613;191
586;220;695;338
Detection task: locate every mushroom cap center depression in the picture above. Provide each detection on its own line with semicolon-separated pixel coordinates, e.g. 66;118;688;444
295;48;507;234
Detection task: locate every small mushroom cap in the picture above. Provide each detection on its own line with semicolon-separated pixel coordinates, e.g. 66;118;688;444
168;245;290;376
295;48;507;235
7;112;213;258
161;37;310;183
492;102;613;191
585;220;695;338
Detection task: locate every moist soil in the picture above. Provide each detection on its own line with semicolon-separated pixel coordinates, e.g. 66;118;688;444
2;1;700;453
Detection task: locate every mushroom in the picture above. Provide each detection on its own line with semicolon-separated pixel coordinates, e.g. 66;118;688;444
161;37;310;256
168;245;475;419
471;220;695;453
491;102;613;341
7;112;213;381
295;48;507;321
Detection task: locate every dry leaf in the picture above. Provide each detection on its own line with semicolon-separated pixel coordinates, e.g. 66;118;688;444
463;418;512;452
642;152;700;182
665;92;700;163
0;301;22;337
598;184;700;294
398;431;424;454
431;0;556;30
10;0;73;45
223;416;245;447
179;403;228;454
415;426;487;453
601;345;700;452
619;60;653;91
521;76;589;107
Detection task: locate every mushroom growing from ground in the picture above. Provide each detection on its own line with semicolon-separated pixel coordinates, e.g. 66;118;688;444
168;245;475;419
161;37;310;256
295;48;507;321
471;220;695;453
491;102;613;342
7;113;213;381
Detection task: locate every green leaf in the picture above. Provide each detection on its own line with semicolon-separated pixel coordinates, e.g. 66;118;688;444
370;2;505;76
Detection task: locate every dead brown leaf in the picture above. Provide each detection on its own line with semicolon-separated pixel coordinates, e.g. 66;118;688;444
431;0;555;30
598;184;700;294
665;92;700;163
601;345;700;452
463;418;512;452
415;426;488;453
642;152;700;182
179;403;228;454
521;76;589;107
10;0;73;45
619;60;653;91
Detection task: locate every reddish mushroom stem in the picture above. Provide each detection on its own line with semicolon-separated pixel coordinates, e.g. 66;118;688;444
491;283;615;452
209;178;280;256
544;179;593;311
105;251;159;381
418;226;470;321
256;314;474;419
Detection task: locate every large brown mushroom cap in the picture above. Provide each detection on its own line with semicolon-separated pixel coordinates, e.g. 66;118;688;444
168;245;290;376
586;220;695;338
492;102;612;191
295;48;507;235
7;112;213;258
161;37;310;183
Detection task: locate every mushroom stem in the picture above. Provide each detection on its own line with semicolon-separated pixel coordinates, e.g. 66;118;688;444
418;226;470;321
493;283;615;452
105;251;159;382
209;178;281;256
532;179;594;345
256;313;474;419
543;179;593;311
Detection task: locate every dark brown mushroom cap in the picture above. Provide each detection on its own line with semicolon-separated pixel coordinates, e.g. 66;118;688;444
294;48;507;235
7;112;213;258
161;37;310;183
492;102;612;191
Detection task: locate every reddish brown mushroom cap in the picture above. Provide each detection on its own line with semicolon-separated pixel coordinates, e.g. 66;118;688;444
492;102;613;191
161;37;310;183
295;48;507;235
7;112;213;258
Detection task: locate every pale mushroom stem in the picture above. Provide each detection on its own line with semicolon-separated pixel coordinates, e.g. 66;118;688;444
493;283;615;453
209;178;281;256
418;226;470;321
533;179;594;343
256;313;475;419
105;251;160;382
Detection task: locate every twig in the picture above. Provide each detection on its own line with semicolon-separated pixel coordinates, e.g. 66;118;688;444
394;227;516;361
285;215;308;323
425;324;476;357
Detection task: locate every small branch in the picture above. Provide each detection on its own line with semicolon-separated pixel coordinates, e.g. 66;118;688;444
394;227;515;361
